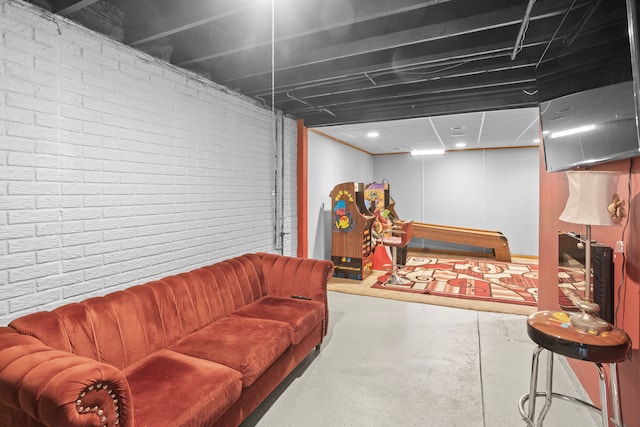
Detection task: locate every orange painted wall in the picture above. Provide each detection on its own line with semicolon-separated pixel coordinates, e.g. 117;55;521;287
297;120;308;258
538;146;640;425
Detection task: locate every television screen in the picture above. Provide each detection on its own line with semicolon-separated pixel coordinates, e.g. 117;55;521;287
536;0;640;172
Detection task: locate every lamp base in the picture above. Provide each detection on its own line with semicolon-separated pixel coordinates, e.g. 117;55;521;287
573;298;601;314
570;311;612;332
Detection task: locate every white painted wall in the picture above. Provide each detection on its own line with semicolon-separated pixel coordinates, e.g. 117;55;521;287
374;148;540;256
307;130;539;259
0;1;297;324
307;132;373;260
0;1;540;326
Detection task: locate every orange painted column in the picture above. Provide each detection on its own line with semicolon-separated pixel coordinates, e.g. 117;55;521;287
297;119;308;258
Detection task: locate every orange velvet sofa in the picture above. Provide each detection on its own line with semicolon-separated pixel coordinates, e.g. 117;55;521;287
0;253;334;427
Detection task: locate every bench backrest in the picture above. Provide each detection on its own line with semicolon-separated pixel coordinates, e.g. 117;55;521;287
8;254;265;369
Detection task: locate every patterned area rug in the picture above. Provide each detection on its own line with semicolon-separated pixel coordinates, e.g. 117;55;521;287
557;266;587;310
373;257;585;307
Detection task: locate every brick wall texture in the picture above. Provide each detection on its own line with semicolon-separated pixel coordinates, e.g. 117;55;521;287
0;0;298;324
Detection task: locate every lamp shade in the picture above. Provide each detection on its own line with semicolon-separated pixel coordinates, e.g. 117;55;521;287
559;171;619;226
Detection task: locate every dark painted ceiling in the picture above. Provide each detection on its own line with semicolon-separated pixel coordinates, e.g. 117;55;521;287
34;0;611;127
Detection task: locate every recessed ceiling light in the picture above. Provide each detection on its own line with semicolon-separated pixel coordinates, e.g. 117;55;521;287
367;131;379;138
451;126;466;131
451;132;465;137
455;142;466;148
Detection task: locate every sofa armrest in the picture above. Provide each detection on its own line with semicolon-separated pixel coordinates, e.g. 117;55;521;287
0;327;133;427
257;254;334;334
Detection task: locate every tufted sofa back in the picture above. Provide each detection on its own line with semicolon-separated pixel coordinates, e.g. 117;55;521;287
8;254;266;370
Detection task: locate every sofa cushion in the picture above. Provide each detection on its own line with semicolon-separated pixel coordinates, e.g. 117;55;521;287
170;317;291;387
123;349;242;426
231;296;325;345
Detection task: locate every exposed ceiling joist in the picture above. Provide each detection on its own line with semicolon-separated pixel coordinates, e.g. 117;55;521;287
129;5;253;46
35;0;602;135
52;0;100;15
175;0;453;67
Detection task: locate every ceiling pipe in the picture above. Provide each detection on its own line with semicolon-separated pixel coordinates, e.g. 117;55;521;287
511;0;537;60
56;0;100;16
564;0;601;47
247;39;548;100
364;73;378;86
535;0;578;68
286;90;337;117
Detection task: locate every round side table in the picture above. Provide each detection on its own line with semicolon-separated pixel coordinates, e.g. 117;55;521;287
518;311;631;427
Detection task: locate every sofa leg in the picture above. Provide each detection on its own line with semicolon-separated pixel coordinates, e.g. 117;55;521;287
315;343;321;351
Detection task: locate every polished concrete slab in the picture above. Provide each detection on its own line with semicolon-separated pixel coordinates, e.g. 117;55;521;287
241;292;599;427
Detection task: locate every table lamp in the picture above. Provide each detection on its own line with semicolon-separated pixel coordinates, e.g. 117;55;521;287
559;170;622;332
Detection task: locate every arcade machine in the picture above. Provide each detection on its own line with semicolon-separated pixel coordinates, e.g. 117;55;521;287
364;182;390;245
363;181;407;267
330;182;375;280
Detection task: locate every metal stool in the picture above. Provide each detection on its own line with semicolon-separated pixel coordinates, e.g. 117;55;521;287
518;311;631;427
381;220;413;285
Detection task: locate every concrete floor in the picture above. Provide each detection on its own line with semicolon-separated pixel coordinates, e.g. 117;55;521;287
241;291;600;427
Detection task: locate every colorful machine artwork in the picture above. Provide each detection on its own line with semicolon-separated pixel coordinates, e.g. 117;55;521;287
364;182;392;246
330;181;404;280
333;198;354;231
330;182;374;280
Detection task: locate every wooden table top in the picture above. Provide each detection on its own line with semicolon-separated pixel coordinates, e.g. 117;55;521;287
526;311;631;363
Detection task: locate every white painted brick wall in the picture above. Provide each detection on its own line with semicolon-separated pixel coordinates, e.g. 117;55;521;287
0;0;298;325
